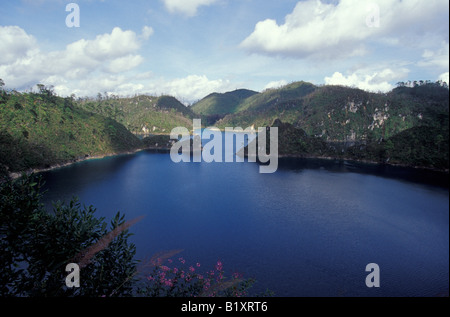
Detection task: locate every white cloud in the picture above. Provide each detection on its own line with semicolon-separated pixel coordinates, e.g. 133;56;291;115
105;55;144;73
162;0;219;17
438;72;449;85
0;26;151;89
324;67;410;92
419;41;449;70
152;75;234;103
0;25;232;103
83;27;141;60
141;26;154;40
0;26;38;65
32;72;233;104
416;41;449;84
48;73;146;98
240;0;448;59
264;80;288;90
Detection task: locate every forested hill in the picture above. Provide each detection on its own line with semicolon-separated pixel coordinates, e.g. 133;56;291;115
190;89;258;124
76;94;195;135
247;118;449;171
215;81;449;145
0;85;142;177
229;81;449;171
1;79;448;176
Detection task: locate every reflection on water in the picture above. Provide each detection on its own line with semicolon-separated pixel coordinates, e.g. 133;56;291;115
278;157;449;188
39;142;449;297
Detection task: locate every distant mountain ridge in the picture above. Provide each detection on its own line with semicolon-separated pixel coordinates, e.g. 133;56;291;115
211;80;449;170
77;94;195;135
1;79;448;174
191;89;258;116
243;118;449;171
215;81;449;145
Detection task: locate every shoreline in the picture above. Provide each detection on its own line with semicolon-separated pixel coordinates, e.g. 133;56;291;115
8;147;147;180
282;154;449;174
8;147;448;180
280;154;450;174
245;152;450;174
140;132;449;173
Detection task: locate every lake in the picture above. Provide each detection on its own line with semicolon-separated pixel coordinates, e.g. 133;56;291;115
39;132;449;297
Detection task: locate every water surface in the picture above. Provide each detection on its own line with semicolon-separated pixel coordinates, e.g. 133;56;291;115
40;136;449;297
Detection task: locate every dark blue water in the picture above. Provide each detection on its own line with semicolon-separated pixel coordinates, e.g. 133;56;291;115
39;139;449;297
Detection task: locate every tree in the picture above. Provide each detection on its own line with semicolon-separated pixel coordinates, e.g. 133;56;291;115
436;134;444;152
384;139;394;156
36;84;55;101
36;84;45;94
0;174;138;296
0;79;6;101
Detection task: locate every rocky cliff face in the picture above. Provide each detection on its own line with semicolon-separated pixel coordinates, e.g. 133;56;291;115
242;117;448;171
218;83;448;149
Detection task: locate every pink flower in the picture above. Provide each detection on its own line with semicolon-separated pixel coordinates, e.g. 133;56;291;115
196;262;201;267
165;279;174;287
216;272;224;282
179;257;186;264
173;267;179;274
160;265;170;272
189;266;195;273
168;259;173;264
215;260;223;272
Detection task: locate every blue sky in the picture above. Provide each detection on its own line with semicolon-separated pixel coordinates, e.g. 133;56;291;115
0;0;448;103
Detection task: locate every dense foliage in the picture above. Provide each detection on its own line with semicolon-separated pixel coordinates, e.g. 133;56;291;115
216;81;449;144
0;85;142;177
346;125;449;169
76;94;195;135
207;81;449;170
245;118;449;170
191;89;258;116
264;119;330;157
0;174;137;296
142;134;173;150
1;79;448;173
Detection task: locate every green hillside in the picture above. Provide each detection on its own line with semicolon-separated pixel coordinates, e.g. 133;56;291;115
1;79;447;174
346;125;449;169
234;81;317;114
217;81;449;146
240;119;331;158
244;118;449;170
191;89;258;116
0;85;142;177
77;94;195;135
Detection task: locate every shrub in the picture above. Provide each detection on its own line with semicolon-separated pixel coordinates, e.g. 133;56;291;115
0;174;138;296
136;256;256;297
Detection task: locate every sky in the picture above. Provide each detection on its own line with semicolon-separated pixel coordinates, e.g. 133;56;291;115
0;0;449;104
